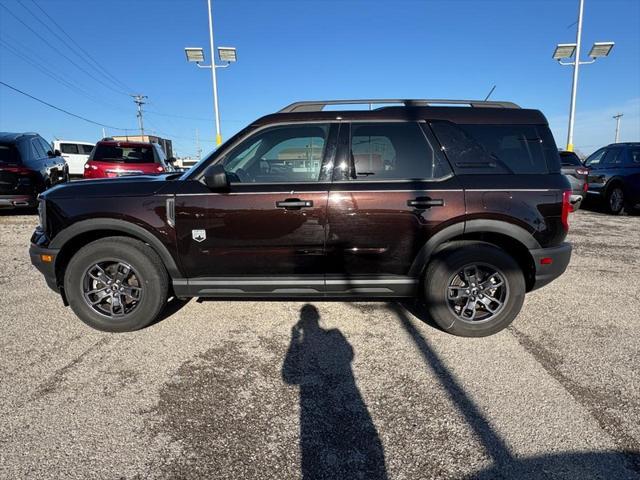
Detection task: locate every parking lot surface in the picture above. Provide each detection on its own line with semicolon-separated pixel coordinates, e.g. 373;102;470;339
0;208;638;480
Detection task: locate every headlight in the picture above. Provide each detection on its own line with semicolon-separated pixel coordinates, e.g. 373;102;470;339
37;197;47;233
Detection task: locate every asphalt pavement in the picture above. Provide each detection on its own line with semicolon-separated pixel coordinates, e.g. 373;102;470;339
0;207;638;479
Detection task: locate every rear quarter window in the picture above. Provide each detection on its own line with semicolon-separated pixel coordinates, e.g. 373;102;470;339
430;122;560;174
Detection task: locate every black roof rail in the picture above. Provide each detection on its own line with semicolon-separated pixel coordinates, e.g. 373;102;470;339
278;99;521;113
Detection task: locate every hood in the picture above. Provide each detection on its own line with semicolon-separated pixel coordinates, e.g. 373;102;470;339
41;173;179;199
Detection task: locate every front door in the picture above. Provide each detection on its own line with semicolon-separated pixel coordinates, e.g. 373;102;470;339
174;123;338;296
325;121;464;296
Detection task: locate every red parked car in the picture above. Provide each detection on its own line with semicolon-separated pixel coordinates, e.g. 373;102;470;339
83;139;175;179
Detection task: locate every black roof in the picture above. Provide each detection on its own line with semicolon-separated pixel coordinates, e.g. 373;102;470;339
253;105;548;127
0;132;38;143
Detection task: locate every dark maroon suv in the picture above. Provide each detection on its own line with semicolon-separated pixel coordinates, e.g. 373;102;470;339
29;99;572;336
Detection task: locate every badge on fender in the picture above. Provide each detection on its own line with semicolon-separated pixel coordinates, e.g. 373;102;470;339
192;229;206;242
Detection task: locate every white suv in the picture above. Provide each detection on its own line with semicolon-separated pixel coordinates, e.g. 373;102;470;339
52;140;95;176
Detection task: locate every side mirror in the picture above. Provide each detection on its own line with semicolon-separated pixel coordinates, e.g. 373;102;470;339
168;156;177;164
203;164;229;190
54;149;62;157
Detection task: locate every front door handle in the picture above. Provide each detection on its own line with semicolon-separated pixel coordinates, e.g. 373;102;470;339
276;198;314;210
407;197;444;208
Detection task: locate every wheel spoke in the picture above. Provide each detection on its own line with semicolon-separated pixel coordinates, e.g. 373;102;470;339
122;285;141;299
480;274;503;290
115;263;131;282
448;285;469;299
478;295;502;313
463;266;479;286
461;296;477;320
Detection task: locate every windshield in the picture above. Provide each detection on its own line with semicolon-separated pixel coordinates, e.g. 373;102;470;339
0;143;22;165
92;143;157;164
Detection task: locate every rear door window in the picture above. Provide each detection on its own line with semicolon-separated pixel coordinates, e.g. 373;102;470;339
61;143;79;154
430;122;559;174
31;138;47;160
602;148;623;166
335;122;451;181
81;145;94;155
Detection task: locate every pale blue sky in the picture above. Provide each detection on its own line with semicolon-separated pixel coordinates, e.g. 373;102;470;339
1;0;639;158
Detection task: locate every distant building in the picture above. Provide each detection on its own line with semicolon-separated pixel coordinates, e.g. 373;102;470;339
111;135;173;159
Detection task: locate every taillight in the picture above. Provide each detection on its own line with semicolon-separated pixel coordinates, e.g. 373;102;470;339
576;168;589;175
0;166;33;175
84;164;98;170
561;190;572;231
583;182;588;192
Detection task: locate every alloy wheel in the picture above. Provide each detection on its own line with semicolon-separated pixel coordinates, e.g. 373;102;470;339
446;263;509;323
609;187;624;212
82;260;143;318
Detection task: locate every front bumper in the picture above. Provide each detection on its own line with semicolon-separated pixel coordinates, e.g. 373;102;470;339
29;242;60;292
529;242;572;291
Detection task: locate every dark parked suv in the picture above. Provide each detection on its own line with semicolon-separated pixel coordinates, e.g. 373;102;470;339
0;132;68;209
29;99;573;337
584;142;640;214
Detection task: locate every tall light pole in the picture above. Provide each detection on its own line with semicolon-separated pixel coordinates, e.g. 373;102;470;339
206;0;221;146
184;1;237;146
613;113;623;143
553;0;614;152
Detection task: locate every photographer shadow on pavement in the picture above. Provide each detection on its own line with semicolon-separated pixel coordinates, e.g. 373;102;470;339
282;304;388;480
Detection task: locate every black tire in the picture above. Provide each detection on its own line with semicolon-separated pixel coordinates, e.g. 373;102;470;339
605;184;624;215
64;236;168;332
424;242;526;337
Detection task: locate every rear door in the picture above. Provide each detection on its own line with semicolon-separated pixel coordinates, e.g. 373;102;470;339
174;123;338;296
623;146;640;206
0;142;26;196
325;121;464;296
60;143;86;175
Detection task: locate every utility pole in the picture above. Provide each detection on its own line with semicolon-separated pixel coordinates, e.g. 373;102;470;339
195;128;202;160
131;94;148;137
613;113;623;143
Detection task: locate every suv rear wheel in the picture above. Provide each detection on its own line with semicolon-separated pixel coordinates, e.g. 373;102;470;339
64;236;168;332
606;185;624;215
424;243;525;337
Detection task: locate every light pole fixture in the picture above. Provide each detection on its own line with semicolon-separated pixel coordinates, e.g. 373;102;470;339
184;0;237;146
553;0;615;152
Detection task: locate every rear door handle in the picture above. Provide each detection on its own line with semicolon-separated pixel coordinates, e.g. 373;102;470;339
276;198;314;209
407;197;444;208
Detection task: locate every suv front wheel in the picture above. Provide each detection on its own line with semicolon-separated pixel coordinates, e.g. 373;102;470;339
424;243;525;337
64;237;168;332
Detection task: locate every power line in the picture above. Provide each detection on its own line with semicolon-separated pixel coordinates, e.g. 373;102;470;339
0;80;135;131
0;37;131;114
28;0;134;94
0;2;130;97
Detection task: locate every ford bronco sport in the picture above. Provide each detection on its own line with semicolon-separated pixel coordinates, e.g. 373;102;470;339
30;99;572;336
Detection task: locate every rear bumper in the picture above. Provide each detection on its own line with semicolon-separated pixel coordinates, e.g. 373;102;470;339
0;194;36;208
529;242;572;291
29;242;60;292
